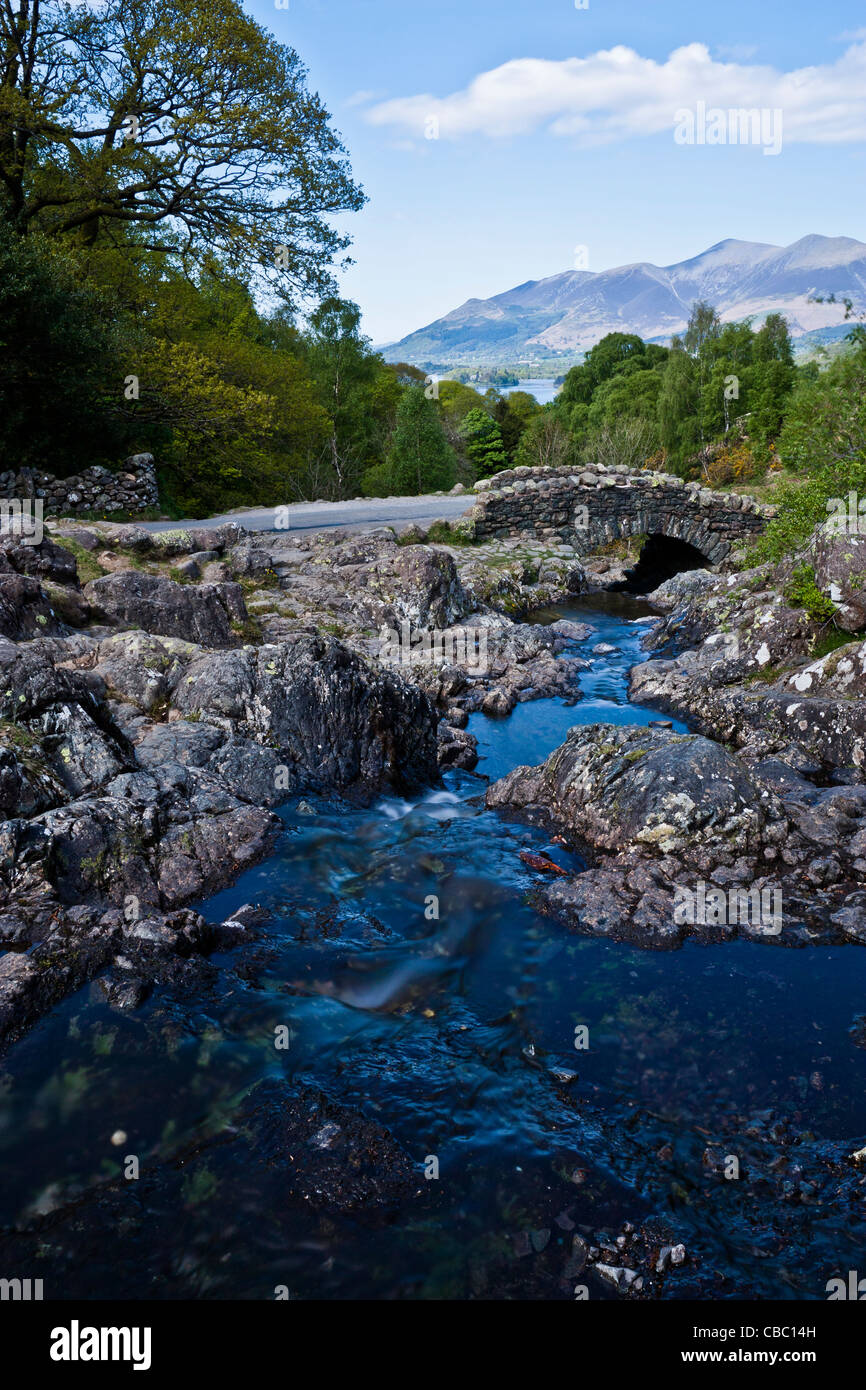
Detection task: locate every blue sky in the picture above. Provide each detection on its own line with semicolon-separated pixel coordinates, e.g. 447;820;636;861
246;0;866;345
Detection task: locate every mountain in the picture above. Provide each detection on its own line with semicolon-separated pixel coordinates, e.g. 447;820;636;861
382;235;866;369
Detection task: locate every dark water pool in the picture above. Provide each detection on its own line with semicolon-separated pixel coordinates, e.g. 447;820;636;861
1;595;864;1300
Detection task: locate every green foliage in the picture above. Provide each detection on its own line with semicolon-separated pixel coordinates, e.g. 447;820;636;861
750;346;866;561
783;564;837;623
658;346;700;467
0;0;364;304
559;333;655;406
459;409;507;476
130;339;276;514
494;390;542;463
0;223;133;470
304;298;397;499
810;629;854;660
385;387;457;495
515;411;572;469
777;348;866;479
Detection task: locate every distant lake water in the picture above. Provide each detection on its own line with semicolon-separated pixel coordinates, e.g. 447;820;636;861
503;377;560;404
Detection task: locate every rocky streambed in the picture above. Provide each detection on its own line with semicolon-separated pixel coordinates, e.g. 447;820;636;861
0;518;864;1300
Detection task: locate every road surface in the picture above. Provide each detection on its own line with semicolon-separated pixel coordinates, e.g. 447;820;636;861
140;493;473;536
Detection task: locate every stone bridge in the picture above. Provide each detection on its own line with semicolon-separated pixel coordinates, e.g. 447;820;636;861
460;464;770;565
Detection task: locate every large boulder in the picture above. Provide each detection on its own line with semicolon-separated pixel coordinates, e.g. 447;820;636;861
0;574;61;639
271;533;474;633
812;526;866;632
487;723;781;869
0;535;79;586
92;630;200;713
646;568;719;613
85;571;247;646
170;631;439;796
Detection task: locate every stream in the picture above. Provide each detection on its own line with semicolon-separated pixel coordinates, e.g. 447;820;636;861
2;593;865;1300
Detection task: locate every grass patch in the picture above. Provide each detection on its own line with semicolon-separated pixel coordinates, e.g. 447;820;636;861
744;663;784;685
231;617;264;646
238;569;281;593
0;718;38;749
52;536;106;585
424;520;476;547
809;629;857;660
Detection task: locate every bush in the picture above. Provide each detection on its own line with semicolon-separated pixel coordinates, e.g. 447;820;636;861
783;563;837;623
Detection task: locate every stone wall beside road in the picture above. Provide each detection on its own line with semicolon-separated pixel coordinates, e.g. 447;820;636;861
0;453;159;518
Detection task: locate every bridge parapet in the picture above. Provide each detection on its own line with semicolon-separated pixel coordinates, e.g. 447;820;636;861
460;464;771;564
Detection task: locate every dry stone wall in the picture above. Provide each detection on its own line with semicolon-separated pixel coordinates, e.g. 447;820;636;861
0;453;159;518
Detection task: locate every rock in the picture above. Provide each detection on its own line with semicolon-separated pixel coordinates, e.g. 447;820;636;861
646;568;717;613
85;571;247;647
488;724;776;867
437;722;478;771
548;619;592;642
0;574;62;638
0;535;79;587
595;1263;639;1291
537;863;687;949
812;525;866;632
170;632;439;797
481;687;517;717
93;630;200;713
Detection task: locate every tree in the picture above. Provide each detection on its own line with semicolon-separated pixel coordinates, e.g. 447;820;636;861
386;387;457;495
0;221;132;470
0;0;363;301
559;333;648;406
684;301;721;359
587;368;663;435
304;298;385;498
515;411;572;469
126;338;275;514
494;390;541;461
754;313;794;366
589;418;657;472
437;379;489;427
658;345;700;467
778;346;866;482
459;408;507;476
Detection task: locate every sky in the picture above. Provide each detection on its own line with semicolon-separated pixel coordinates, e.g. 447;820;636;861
245;0;866;346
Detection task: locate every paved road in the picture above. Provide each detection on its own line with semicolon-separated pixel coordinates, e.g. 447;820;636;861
140;493;473;536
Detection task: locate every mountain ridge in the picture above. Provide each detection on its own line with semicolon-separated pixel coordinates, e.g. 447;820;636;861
382;235;866;368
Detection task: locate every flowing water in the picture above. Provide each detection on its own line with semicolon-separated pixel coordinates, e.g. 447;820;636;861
2;595;865;1299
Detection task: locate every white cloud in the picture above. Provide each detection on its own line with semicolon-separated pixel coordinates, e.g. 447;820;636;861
346;89;386;108
714;44;758;62
365;41;866;146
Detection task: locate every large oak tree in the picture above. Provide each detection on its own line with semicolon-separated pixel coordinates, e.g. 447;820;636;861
0;0;364;301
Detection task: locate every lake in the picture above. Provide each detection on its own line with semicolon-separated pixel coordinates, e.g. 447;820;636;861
503;377;561;405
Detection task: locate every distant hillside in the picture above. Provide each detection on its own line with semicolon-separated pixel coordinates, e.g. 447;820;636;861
383;235;866;369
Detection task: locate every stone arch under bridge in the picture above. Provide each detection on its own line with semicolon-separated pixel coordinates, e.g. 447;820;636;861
463;464;769;566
